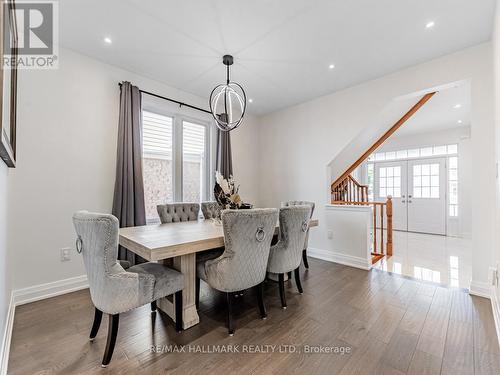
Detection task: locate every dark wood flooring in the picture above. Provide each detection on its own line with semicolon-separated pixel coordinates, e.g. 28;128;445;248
7;259;500;374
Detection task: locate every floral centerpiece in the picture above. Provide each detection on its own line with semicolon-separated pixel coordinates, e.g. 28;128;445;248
214;171;242;209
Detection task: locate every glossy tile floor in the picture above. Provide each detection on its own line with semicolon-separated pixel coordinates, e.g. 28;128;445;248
373;231;472;289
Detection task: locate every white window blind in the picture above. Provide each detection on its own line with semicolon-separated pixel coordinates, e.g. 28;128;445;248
142;111;173;158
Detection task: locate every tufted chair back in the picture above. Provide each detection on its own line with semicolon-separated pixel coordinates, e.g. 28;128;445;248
72;211;155;314
157;203;200;223
201;201;220;219
267;206;312;274
281;201;315;249
203;209;278;292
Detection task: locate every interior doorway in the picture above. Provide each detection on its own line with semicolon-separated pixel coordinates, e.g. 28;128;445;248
373;157;447;235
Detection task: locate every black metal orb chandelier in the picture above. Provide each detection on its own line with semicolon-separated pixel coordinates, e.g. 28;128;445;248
209;55;247;132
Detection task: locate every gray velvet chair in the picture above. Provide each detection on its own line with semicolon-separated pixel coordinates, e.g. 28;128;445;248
72;211;184;367
157;203;200;223
281;201;315;269
267;206;312;309
201;201;220;219
196;208;278;335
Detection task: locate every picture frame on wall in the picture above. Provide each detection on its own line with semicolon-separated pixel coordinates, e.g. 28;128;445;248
0;0;17;168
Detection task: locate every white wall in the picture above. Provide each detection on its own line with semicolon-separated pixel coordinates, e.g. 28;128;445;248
493;2;500;309
258;43;494;287
0;162;10;367
8;48;261;290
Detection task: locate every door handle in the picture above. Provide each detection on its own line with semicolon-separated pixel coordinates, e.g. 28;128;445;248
402;200;406;203
408;195;412;198
408;200;412;203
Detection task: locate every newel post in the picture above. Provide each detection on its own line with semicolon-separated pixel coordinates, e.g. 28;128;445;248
386;196;393;256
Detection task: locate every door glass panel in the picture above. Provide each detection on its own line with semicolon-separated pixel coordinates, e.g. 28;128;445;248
182;121;206;203
378;166;402;198
413;163;440;199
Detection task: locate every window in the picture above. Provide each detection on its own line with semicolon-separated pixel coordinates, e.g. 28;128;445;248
143;111;174;221
413;163;439;199
368;143;457;161
448;156;458;217
367;163;374;201
379;166;401;198
142;110;212;223
182;121;206;203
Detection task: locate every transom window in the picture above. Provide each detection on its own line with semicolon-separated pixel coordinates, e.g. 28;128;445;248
413;163;439;199
379;166;401;198
369;144;457;162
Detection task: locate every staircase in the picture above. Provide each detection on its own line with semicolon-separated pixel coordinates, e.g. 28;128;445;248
330;92;436;264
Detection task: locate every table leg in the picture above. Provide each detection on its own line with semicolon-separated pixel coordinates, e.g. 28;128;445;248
158;253;200;329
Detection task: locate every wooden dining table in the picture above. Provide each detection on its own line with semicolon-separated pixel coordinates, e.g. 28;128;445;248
119;218;319;329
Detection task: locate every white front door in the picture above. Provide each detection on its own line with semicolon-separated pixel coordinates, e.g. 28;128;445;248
407;158;446;235
374;161;407;231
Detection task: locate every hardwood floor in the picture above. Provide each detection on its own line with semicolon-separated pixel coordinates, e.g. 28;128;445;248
7;259;500;374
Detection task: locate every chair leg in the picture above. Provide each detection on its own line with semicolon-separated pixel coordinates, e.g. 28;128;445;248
256;282;267;319
101;314;119;368
294;267;303;294
175;290;183;332
226;292;235;336
195;277;200;309
302;249;309;269
287;271;292;280
151;300;157;312
89;307;103;341
278;273;287;309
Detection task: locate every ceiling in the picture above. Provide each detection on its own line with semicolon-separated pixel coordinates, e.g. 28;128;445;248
60;0;495;115
392;82;471;137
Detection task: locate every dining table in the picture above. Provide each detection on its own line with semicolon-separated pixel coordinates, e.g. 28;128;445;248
119;218;319;329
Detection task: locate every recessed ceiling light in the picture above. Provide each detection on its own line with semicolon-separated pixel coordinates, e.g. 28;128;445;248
425;21;435;29
104;37;112;44
248;98;253;103
457;120;463;124
453;104;462;109
328;64;335;70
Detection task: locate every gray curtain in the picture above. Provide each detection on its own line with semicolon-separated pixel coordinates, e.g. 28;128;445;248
112;81;146;265
216;128;233;179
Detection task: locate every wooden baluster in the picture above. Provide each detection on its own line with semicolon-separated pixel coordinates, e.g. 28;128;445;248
373;204;377;254
380;204;384;255
386;196;393;256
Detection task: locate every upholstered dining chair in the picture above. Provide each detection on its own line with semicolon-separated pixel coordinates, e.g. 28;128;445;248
72;211;184;368
267;205;312;309
281;201;315;269
201;201;220;219
157;202;200;223
196;208;278;335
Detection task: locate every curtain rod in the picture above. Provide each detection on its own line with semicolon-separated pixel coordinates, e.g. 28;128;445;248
118;83;211;114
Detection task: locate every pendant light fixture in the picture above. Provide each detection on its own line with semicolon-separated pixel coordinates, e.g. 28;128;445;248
209;55;247;132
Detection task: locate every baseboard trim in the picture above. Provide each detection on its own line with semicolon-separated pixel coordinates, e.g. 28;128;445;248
12;275;88;306
1;275;89;373
491;288;500;349
308;247;371;270
0;293;15;375
469;280;491;299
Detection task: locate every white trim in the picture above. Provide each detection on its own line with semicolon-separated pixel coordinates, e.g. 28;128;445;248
325;204;372;213
0;275;89;374
0;293;15;375
308;247;372;270
490;289;500;349
12;275;88;306
469;280;491;299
